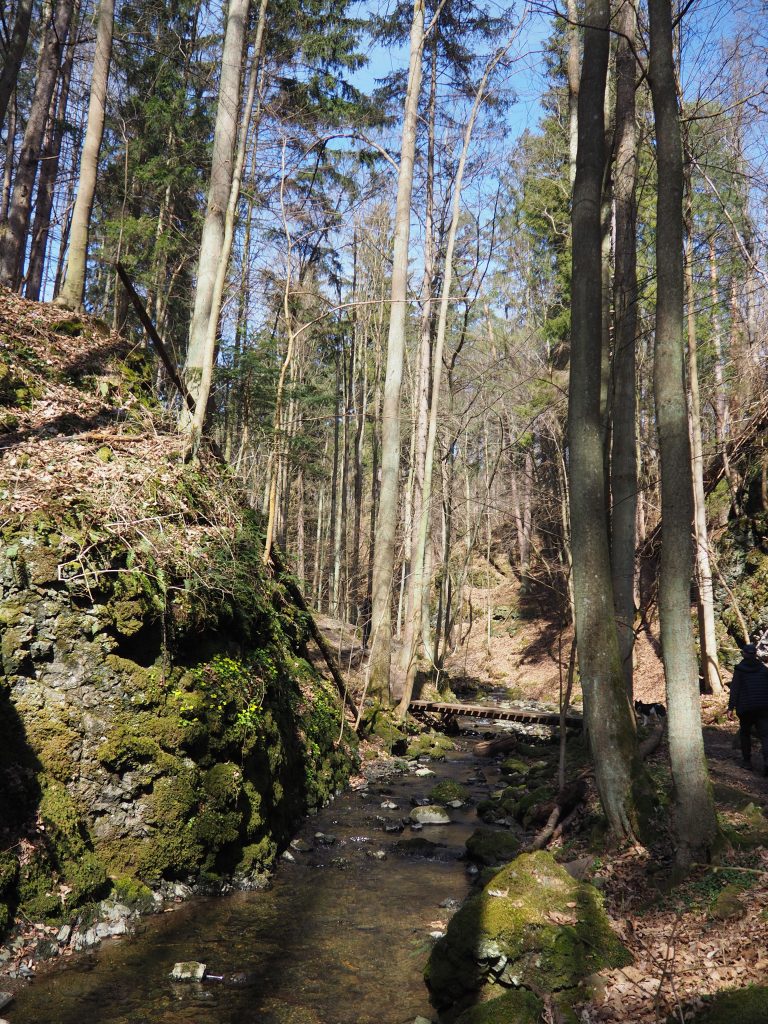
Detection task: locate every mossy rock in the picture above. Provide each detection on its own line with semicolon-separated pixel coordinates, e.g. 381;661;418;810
454;988;543;1024
501;758;532;778
455;988;578;1024
429;780;469;806
709;884;747;921
425;851;631;1011
465;828;522;867
512;785;556;825
682;986;768;1023
405;730;456;760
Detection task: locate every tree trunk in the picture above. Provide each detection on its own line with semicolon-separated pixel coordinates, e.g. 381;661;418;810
683;206;722;695
397;36;437;690
368;0;425;703
1;99;16;222
56;0;114;309
0;0;74;288
610;0;638;696
396;49;503;715
648;0;718;864
182;0;250;438
26;15;77;301
0;0;34;134
569;0;643;841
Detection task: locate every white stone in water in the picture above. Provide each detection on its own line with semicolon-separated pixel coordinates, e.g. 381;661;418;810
414;767;435;777
380;800;398;809
170;961;207;981
409;805;451;825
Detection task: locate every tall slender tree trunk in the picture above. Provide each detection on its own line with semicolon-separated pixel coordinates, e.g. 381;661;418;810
368;0;425;703
648;0;718;864
56;0;114;309
683;209;722;695
0;0;34;133
566;0;580;186
26;15;77;301
569;0;643;841
182;0;250;438
610;0;638;696
0;0;74;288
397;37;437;689
396;49;504;715
1;100;16;222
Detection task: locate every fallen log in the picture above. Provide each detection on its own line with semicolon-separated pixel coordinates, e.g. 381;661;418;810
472;734;519;757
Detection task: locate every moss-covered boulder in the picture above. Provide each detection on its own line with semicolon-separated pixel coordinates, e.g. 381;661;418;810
465;828;521;867
684;986;768;1024
425;851;630;1014
429;779;469;806
454;988;578;1024
405;729;455;760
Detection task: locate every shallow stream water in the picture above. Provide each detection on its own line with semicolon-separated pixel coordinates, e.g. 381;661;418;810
9;741;509;1024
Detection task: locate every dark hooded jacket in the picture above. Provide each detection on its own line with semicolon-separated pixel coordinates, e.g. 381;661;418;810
729;654;768;713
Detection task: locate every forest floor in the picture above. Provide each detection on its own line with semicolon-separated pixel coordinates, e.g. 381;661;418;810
318;567;768;1022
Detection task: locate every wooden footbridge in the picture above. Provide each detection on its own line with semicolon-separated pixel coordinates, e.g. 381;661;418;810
408;699;582;732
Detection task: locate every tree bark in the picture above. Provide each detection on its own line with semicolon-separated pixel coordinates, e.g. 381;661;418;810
182;0;250;438
56;0;114;310
610;0;638;696
0;0;34;134
0;0;74;289
648;0;718;864
568;0;643;841
368;0;425;703
397;36;437;691
396;48;504;715
683;215;722;695
25;20;76;301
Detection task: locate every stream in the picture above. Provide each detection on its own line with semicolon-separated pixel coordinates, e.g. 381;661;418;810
8;735;515;1024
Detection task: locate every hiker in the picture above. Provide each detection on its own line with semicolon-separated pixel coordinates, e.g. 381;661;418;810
727;643;768;774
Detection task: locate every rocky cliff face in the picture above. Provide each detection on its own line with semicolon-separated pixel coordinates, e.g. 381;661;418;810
0;290;356;934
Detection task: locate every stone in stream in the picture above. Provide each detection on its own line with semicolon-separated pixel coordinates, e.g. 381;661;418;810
380;800;399;810
314;832;337;846
393;837;448;859
383;822;404;834
409;805;451;826
0;994;12;1013
410;795;432;807
170;962;207;981
290;838;312;852
414;767;436;777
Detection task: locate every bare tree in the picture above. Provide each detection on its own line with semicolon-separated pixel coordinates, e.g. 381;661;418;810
568;0;644;840
0;0;74;289
648;0;718;864
182;0;251;441
56;0;115;310
367;0;426;703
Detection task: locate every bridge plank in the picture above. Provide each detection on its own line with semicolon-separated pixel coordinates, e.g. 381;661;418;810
408;700;582;728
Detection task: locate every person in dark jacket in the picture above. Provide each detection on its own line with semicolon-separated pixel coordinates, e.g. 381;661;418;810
727;643;768;773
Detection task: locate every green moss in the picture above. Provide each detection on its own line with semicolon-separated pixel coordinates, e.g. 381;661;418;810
111;876;155;913
204;762;243;805
405;729;456;760
426;851;630;1011
454;989;544;1024
429;780;469;806
97;724;174;774
685;986;768;1023
465;828;522;867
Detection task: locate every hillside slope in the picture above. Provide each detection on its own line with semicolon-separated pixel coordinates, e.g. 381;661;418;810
0;289;355;933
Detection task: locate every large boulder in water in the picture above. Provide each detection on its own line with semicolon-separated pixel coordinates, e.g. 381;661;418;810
425;851;630;1015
